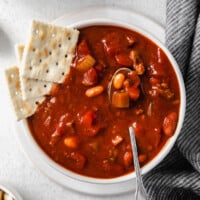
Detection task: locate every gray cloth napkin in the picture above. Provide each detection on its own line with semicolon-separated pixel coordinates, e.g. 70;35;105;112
143;0;200;199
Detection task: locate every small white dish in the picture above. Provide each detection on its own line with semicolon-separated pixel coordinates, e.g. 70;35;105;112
0;183;23;200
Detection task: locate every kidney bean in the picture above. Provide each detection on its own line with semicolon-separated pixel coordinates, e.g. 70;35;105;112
85;85;104;97
152;127;161;147
163;112;178;136
113;73;125;89
123;151;133;167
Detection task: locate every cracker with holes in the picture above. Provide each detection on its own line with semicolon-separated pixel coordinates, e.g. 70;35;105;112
21;20;79;83
15;44;53;100
5;66;45;120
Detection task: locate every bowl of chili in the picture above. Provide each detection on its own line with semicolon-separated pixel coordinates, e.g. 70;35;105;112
21;18;186;185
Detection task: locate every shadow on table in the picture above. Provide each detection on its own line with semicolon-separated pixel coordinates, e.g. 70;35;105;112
0;27;12;56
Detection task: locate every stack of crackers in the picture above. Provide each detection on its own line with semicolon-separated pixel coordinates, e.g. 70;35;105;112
5;20;79;120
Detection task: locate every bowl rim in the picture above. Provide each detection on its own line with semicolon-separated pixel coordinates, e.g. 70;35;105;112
20;18;186;184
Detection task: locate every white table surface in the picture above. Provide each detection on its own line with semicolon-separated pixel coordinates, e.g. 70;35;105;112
0;0;166;199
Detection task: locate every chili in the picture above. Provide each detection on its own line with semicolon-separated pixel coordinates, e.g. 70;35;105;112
27;26;180;178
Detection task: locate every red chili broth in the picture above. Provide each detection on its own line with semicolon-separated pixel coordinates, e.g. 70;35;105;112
27;26;180;178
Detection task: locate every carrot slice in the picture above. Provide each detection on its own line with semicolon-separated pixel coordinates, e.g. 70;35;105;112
112;91;130;108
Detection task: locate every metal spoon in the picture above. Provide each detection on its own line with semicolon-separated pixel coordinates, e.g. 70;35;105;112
129;127;148;200
107;69;148;199
107;67;132;101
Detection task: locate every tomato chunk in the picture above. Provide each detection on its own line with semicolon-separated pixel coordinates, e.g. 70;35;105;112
80;110;103;137
66;152;86;169
49;114;74;146
82;67;98;86
54;113;73;136
102;32;122;56
115;53;133;66
126;86;140;101
77;40;90;57
81;110;96;127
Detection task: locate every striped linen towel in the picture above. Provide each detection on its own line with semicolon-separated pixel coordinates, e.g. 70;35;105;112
143;0;200;199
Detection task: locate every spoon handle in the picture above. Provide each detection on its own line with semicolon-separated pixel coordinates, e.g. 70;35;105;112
129;127;148;200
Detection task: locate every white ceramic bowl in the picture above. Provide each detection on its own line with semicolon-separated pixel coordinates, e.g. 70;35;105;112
16;16;186;194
